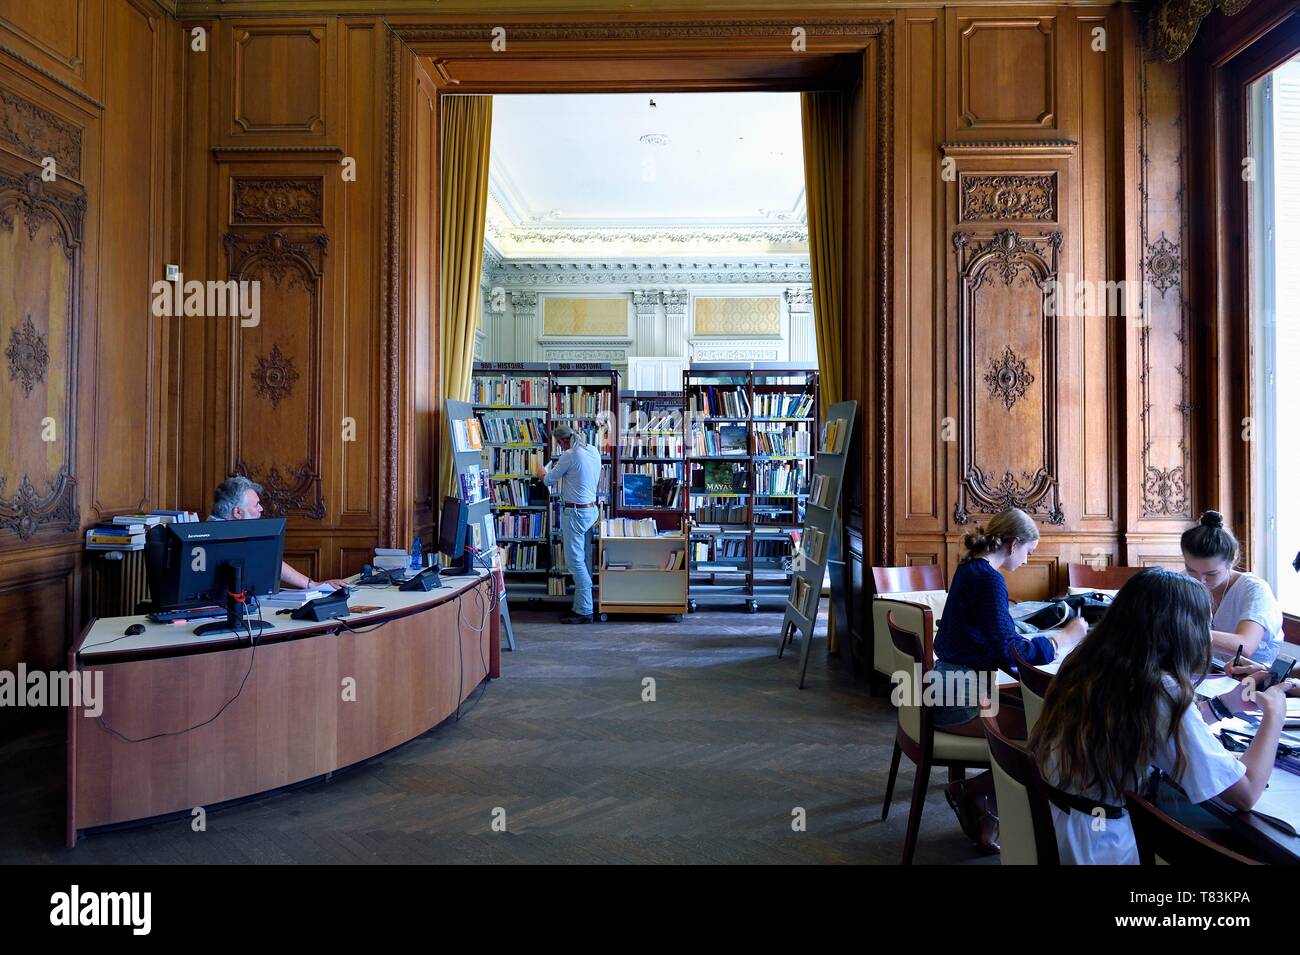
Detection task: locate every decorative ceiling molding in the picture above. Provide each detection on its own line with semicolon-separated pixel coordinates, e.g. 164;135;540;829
482;257;811;289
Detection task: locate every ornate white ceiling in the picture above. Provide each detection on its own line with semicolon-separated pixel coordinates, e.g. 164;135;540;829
485;91;808;258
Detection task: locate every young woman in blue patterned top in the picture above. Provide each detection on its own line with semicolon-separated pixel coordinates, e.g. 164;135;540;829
930;507;1086;852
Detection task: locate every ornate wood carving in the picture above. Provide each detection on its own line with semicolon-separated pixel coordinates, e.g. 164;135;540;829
232;177;324;225
6;314;49;397
953;229;1064;526
251;343;300;409
960;173;1056;222
226;230;327;523
1144;0;1254;63
0;89;82;180
1137;56;1193;520
0;170;83;541
984;345;1035;410
232;461;325;520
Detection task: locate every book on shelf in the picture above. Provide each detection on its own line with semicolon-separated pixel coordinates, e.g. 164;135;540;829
804;526;827;566
621;472;653;509
451;417;483;453
550;385;613;417
809;473;835;508
703;460;747;493
692;501;747;523
819;418;848;454
113;513;162;526
547;576;567;596
790;576;814;617
471;374;548;407
754;460;806;496
718;425;748;454
489;447;545;475
753;423;811;456
754;392;815;418
688;386;750;418
478;414;545;445
601;517;658;538
459;465;487;504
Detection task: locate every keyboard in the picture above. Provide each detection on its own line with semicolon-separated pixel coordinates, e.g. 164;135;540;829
148;606;226;623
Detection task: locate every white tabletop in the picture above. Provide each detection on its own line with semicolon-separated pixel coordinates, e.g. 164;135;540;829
76;570;490;661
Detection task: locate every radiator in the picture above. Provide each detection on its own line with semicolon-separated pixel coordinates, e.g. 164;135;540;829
88;549;150;618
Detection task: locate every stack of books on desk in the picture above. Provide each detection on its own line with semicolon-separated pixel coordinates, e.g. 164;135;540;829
85;522;146;551
373;548;411;573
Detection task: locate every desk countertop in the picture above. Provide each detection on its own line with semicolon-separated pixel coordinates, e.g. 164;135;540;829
75;570;492;662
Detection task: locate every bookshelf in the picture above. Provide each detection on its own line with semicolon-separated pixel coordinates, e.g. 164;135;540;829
470;362;621;603
682;363;819;613
615;391;685;531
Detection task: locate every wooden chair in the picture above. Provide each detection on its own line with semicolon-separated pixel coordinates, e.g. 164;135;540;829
871;564;945;677
1283;613;1300;646
980;715;1059;865
1123;791;1259;865
1011;645;1054;734
880;603;990;865
1066;563;1143;591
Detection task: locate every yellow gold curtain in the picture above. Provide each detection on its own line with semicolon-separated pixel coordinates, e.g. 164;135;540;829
438;95;493;503
801;91;845;653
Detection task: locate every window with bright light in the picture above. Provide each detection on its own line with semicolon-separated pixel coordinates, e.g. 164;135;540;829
1250;57;1300;615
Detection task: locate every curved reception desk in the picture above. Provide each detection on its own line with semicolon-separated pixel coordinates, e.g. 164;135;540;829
66;570;499;847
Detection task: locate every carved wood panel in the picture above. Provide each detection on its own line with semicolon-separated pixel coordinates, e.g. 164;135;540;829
958;172;1057;222
955;16;1057;131
225;230;326;521
231;176;324;225
0;170;82;542
953;228;1064;527
0;88;83;181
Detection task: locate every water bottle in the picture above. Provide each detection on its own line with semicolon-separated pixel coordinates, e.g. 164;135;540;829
410;536;423;571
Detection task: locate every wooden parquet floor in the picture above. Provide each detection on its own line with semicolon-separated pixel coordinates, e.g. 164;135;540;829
0;601;994;864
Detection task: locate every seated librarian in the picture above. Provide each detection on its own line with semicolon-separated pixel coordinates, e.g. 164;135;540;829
209;476;349;591
1031;568;1284;865
931;507;1086;853
1181;510;1285;664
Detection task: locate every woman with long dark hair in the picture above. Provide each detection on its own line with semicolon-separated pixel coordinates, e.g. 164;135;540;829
1031;567;1284;864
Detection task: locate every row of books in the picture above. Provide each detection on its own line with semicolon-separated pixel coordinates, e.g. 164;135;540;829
458;465;490;504
85;510;200;551
490;479;542;508
472;375;548;407
603;550;685;571
502;543;543;571
688;387;751;418
619;435;684;457
486;447;545;476
790;576;817;618
547;576;568;596
753;424;812;457
688;423;747;456
620;472;682;510
692;502;747;523
479;415;545;445
600;517;659;538
551;386;613;416
551;425;610;452
620;410;682;433
754;461;808;496
496;512;545;538
754;392;815;419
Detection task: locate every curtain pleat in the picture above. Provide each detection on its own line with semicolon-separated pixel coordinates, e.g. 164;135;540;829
801;91;845;654
438;95;493;504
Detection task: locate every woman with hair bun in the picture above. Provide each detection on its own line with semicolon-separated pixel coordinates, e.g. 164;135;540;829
930;508;1087;853
1181;510;1284;664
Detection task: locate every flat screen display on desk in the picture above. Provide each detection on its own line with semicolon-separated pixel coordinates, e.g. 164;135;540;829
144;517;286;612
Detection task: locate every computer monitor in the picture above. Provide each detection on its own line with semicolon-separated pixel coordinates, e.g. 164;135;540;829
438;495;469;574
144;517;286;637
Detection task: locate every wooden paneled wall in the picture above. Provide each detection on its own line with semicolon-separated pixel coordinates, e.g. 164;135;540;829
885;4;1195;629
0;0;178;710
174;15;392;583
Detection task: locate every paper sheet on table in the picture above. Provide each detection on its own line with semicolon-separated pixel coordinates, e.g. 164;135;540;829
1250;776;1300;836
1196;675;1240;697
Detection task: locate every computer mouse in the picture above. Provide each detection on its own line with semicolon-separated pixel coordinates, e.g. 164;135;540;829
124;623;146;636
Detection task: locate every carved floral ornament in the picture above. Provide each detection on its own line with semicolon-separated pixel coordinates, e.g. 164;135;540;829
6;314;49;397
251;343;299;410
960;174;1056;222
233;461;325;520
232;178;323;225
984;346;1035;411
0;469;78;541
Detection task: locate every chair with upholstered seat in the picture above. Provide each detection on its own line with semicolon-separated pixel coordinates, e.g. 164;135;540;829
871;564;946;678
880;600;990;864
1124;791;1259;864
980;715;1059;865
1066;563;1143;594
1011;645;1054;734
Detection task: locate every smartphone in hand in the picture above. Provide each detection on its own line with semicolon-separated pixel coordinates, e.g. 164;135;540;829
1261;654;1296;690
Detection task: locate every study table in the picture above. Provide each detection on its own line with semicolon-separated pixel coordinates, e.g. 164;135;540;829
996;659;1300;862
65;570;499;847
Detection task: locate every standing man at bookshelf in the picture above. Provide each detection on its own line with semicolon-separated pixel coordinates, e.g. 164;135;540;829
534;425;601;624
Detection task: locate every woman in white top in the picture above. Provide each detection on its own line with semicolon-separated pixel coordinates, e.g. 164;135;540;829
1030;567;1285;865
1182;510;1285;664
